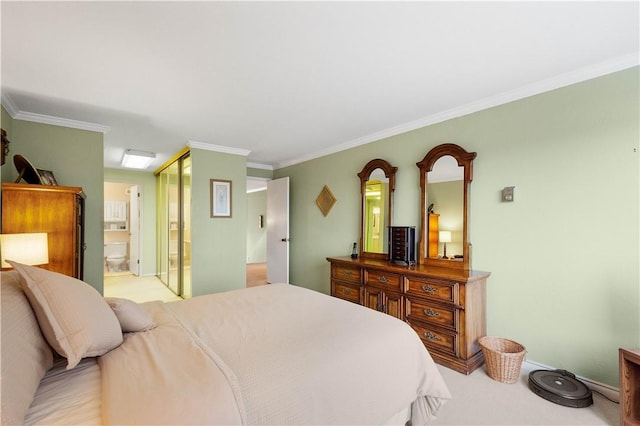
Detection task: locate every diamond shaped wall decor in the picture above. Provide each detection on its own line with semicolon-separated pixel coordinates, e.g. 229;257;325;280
316;185;336;217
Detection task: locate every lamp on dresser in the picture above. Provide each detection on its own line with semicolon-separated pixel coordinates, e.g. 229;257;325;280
0;232;49;267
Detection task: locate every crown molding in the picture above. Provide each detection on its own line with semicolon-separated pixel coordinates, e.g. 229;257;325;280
187;140;251;157
275;53;639;170
12;111;111;134
1;93;111;134
247;162;273;170
1;93;19;116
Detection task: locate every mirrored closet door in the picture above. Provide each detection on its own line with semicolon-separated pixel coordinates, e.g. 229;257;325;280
156;150;191;298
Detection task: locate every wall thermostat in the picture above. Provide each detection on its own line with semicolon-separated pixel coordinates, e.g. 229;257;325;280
502;186;515;202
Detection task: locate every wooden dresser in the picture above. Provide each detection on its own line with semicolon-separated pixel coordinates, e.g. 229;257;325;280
1;183;85;279
328;256;490;374
620;348;640;426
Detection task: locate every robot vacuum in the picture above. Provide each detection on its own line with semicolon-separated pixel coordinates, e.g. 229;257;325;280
528;369;593;408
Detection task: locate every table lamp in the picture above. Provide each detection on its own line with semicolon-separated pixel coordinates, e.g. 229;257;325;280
0;233;49;267
439;231;451;259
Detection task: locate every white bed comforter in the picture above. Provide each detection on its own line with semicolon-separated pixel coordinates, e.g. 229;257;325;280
98;284;450;425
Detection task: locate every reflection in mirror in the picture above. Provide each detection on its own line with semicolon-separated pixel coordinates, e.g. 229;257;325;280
417;143;476;270
358;159;397;260
364;169;388;253
427;156;464;260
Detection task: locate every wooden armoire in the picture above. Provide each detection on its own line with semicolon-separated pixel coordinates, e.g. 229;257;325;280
1;183;85;279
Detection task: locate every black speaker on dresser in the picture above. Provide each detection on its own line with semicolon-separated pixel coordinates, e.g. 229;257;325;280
388;226;416;265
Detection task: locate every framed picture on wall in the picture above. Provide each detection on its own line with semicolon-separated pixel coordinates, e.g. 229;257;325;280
210;179;232;218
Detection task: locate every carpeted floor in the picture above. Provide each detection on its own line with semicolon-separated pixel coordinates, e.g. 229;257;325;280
430;361;618;425
246;262;268;287
103;274;182;302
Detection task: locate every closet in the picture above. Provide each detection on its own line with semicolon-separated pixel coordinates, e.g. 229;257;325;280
156;150;191;298
1;183;85;278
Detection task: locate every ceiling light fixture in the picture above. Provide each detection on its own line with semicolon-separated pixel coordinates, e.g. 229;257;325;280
121;149;156;169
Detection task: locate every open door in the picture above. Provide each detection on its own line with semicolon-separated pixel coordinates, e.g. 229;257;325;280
129;185;140;276
266;177;289;283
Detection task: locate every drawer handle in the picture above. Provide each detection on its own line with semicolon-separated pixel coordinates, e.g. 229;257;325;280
342;270;352;277
423;308;439;317
422;285;437;294
424;332;441;341
378;276;389;283
342;288;351;295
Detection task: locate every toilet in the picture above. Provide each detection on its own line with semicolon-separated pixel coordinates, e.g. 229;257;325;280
105;241;128;272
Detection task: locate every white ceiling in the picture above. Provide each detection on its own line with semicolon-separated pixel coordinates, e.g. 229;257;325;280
1;2;638;171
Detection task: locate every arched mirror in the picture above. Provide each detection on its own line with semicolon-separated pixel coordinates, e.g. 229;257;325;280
417;144;476;270
358;159;397;260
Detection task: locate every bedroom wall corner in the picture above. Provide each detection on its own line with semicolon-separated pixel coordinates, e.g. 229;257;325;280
3;118;105;293
190;148;247;296
274;66;639;388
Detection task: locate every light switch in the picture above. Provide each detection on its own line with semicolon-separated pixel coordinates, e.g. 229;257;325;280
502;186;515;202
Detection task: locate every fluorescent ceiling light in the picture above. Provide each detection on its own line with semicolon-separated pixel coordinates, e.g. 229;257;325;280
121;149;156;169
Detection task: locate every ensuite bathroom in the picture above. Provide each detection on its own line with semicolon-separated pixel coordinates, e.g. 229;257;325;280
104;182;137;276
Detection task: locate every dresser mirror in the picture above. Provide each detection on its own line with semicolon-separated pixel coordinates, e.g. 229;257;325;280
358;159;397;259
417;144;476;270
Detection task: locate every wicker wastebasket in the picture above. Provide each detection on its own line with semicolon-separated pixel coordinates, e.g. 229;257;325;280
479;336;526;384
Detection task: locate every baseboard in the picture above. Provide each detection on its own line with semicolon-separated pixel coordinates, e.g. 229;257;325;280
523;360;620;403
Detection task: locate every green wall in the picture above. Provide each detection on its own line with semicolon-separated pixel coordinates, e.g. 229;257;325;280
275;67;639;387
190;148;247;296
247;166;273;179
104;168;157;276
0;108;105;292
1;107;14;183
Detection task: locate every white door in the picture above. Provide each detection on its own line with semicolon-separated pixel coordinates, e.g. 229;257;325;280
267;177;289;283
129;185;140;276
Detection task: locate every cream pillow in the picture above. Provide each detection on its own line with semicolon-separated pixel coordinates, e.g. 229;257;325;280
105;297;157;333
9;261;123;370
1;270;54;426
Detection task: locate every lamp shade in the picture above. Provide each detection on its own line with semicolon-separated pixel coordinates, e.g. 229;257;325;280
439;231;452;243
0;233;49;267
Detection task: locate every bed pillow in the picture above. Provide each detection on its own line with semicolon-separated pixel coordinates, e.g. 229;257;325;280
8;261;123;370
105;297;157;333
1;270;54;426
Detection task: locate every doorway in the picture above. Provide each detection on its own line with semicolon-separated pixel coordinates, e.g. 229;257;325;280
246;176;289;285
247;177;268;287
104;181;142;277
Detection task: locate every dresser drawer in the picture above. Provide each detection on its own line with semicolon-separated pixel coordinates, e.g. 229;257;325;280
332;282;361;304
406;298;458;331
408;322;458;356
406;277;459;305
332;264;362;284
366;269;404;292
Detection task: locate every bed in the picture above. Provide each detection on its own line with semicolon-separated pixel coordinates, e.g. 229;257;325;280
1;262;451;425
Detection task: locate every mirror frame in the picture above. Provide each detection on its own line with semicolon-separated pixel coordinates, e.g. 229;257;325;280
358;159;398;260
417;143;476;270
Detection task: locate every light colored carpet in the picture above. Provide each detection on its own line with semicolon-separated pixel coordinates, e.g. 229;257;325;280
103;274;182;302
430;361;618;425
247;262;268;287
